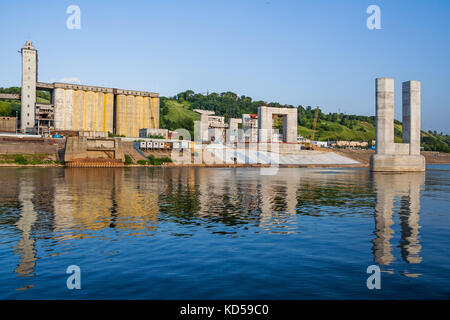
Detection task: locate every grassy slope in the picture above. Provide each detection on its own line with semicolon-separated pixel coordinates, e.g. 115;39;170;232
162;100;200;123
300;119;442;147
299;119;377;141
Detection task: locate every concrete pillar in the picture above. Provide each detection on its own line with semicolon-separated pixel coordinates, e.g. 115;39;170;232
402;81;421;155
258;106;272;142
200;114;209;142
376;78;395;155
228;118;241;143
285;109;298;143
21;41;37;133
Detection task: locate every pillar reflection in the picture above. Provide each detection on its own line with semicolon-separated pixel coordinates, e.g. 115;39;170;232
14;176;37;277
372;172;425;265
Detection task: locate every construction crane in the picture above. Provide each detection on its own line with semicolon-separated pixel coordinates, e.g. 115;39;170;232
311;106;319;141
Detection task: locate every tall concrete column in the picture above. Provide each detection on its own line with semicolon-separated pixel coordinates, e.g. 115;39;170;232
21;41;37;133
402;81;421;155
200;114;209;142
285;109;298;143
375;78;395;155
258;106;272;142
371;78;425;172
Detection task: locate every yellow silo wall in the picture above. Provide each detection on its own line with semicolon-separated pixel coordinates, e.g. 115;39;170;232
116;95;126;136
133;96;143;137
127;95;134;137
150;97;160;129
73;90;84;131
104;93;114;133
93;93;102;132
114;95;160;137
144;97;151;130
85;91;94;131
54;86;159;137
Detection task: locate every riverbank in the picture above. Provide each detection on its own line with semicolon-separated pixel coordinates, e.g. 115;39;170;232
0;162;362;168
1;147;448;168
0;163;64;167
335;149;450;166
125;162;362;168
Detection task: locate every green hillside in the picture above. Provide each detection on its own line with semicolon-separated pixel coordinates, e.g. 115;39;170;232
159;98;199;134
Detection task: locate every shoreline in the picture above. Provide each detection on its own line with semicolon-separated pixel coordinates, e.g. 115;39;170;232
1;149;449;168
0;162;448;169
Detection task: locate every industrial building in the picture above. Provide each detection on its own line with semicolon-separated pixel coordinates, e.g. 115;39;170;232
195;106;299;144
242;114;258;143
194;109;228;142
18;41;160;137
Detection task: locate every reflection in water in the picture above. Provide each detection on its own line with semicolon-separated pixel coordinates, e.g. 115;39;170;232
53;169;159;239
14;176;37;278
0;167;436;295
372;172;424;265
4;168;378;278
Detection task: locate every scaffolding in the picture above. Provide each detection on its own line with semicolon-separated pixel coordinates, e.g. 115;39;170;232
35;103;54;135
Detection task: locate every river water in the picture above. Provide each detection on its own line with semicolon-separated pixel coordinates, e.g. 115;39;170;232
0;166;448;299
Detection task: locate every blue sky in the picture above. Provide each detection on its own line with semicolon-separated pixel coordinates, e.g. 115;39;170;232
0;0;449;133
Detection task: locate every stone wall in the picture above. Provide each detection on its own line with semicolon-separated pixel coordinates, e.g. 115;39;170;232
0;117;16;133
0;137;59;157
64;136;124;166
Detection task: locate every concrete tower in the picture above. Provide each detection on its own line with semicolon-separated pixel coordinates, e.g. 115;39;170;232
370;78;425;171
21;41;37;133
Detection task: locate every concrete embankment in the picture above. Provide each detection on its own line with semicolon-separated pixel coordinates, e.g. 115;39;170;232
335;149;450;166
2;136;447;168
0;136;64;163
194;144;360;166
0;136;62;157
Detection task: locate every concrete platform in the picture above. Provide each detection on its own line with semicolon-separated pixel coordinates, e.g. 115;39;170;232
198;144;359;166
370;154;425;172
